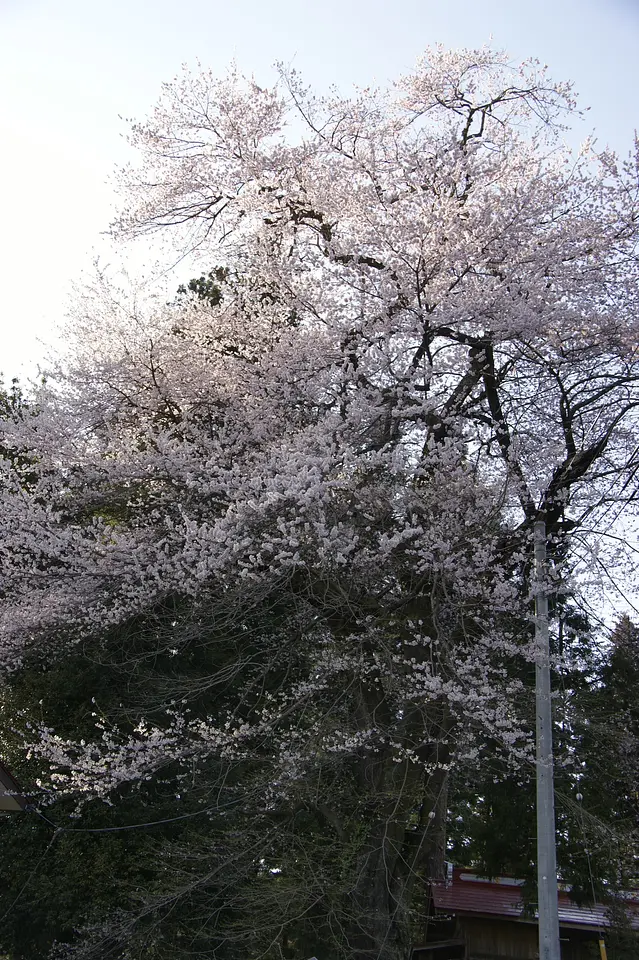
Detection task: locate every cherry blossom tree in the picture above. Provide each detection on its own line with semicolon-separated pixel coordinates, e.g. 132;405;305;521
1;46;639;960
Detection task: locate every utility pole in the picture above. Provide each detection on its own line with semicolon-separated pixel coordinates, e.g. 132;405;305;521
534;519;561;960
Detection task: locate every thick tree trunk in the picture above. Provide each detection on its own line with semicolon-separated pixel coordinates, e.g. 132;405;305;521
346;816;414;960
338;765;450;960
328;677;454;960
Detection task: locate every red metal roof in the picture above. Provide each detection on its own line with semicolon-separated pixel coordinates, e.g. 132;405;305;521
432;870;639;931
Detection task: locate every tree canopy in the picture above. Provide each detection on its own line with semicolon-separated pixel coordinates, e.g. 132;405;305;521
1;46;638;960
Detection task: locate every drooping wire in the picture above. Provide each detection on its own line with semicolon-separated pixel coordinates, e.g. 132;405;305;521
575;790;607;950
29;789;252;834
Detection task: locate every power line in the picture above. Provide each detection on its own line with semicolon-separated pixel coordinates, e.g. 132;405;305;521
30;794;248;835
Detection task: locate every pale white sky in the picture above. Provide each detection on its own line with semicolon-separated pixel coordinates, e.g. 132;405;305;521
1;0;638;382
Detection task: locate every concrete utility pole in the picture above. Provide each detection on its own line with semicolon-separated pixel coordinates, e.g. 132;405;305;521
534;519;561;960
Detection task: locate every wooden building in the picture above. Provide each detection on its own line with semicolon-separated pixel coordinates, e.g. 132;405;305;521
412;868;639;960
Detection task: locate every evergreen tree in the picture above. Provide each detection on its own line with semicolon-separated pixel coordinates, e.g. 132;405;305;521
447;613;639;904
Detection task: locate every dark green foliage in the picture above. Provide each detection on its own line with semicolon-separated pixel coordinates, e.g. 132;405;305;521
177;267;228;306
572;616;639;887
447;610;639;911
0;612;203;959
0;377;40;490
602;897;639;960
0;572;455;960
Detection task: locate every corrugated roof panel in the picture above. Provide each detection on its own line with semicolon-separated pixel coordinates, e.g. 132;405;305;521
432;871;639;931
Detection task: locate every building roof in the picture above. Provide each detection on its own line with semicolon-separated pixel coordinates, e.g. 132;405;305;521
432;869;639;931
0;760;29;812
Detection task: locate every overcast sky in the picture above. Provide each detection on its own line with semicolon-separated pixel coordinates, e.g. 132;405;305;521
1;0;638;380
